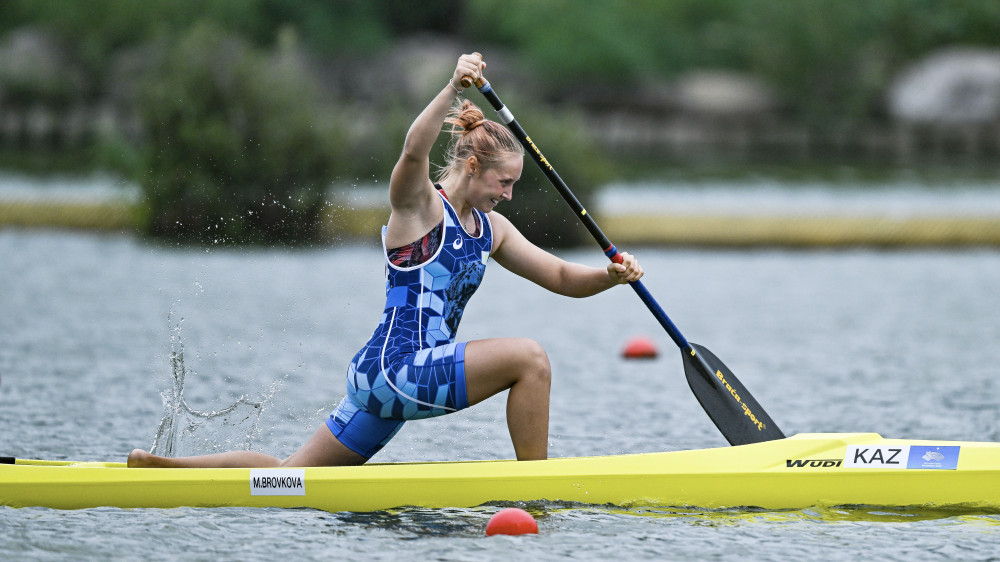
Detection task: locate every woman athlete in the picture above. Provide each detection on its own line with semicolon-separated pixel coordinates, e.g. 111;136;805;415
128;52;643;469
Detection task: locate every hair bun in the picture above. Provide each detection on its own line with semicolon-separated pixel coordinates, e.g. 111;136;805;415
446;99;487;135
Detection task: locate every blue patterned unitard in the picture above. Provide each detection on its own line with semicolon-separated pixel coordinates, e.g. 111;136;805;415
326;191;493;458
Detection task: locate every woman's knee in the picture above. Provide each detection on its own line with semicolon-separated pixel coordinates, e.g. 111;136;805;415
514;338;551;383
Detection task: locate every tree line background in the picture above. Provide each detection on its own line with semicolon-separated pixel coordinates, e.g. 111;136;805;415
2;0;999;245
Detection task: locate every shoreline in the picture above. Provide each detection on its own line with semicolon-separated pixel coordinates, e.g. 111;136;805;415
4;200;1000;247
3;176;1000;247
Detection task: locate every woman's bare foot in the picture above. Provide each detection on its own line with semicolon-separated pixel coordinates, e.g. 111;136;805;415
127;449;154;468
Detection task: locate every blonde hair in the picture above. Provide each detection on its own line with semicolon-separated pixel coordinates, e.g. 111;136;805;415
436;99;523;183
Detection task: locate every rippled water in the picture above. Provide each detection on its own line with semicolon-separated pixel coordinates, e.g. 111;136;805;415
2;230;999;560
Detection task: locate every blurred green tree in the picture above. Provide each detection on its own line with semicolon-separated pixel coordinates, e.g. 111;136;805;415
134;23;344;244
466;0;1000;126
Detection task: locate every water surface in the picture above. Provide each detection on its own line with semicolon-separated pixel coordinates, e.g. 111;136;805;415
1;230;998;560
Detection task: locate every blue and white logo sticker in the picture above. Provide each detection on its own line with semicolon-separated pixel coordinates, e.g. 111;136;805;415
907;446;960;470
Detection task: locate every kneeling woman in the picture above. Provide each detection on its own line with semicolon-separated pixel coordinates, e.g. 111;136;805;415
128;52;643;469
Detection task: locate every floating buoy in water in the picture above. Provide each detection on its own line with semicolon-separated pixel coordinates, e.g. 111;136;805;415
486;507;538;536
622;336;658;359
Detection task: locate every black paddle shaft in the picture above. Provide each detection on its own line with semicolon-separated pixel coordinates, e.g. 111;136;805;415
470;77;785;445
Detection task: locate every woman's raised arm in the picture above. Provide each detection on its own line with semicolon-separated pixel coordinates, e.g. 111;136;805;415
388;53;485;213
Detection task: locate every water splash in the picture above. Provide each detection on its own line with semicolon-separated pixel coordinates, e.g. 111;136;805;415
150;316;284;457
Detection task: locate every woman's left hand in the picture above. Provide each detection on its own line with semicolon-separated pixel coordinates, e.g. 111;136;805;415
607;251;644;284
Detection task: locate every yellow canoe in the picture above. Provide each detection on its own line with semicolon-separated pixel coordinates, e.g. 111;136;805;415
3;433;998;512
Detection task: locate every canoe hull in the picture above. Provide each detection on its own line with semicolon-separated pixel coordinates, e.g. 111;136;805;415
3;433;999;512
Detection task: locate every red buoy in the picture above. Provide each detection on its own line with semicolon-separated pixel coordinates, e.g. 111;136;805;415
622;336;658;359
485;508;538;536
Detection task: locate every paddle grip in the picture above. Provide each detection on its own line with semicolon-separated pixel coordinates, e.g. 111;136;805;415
460;76;485;89
604;244;624;264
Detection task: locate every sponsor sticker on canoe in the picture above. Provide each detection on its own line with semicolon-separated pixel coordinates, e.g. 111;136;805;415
785;458;843;468
250;469;306;496
843;445;960;470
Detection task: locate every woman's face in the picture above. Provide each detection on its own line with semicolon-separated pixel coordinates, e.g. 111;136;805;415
470;153;523;212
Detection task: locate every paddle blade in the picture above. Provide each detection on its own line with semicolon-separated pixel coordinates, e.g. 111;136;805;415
682;343;785;445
